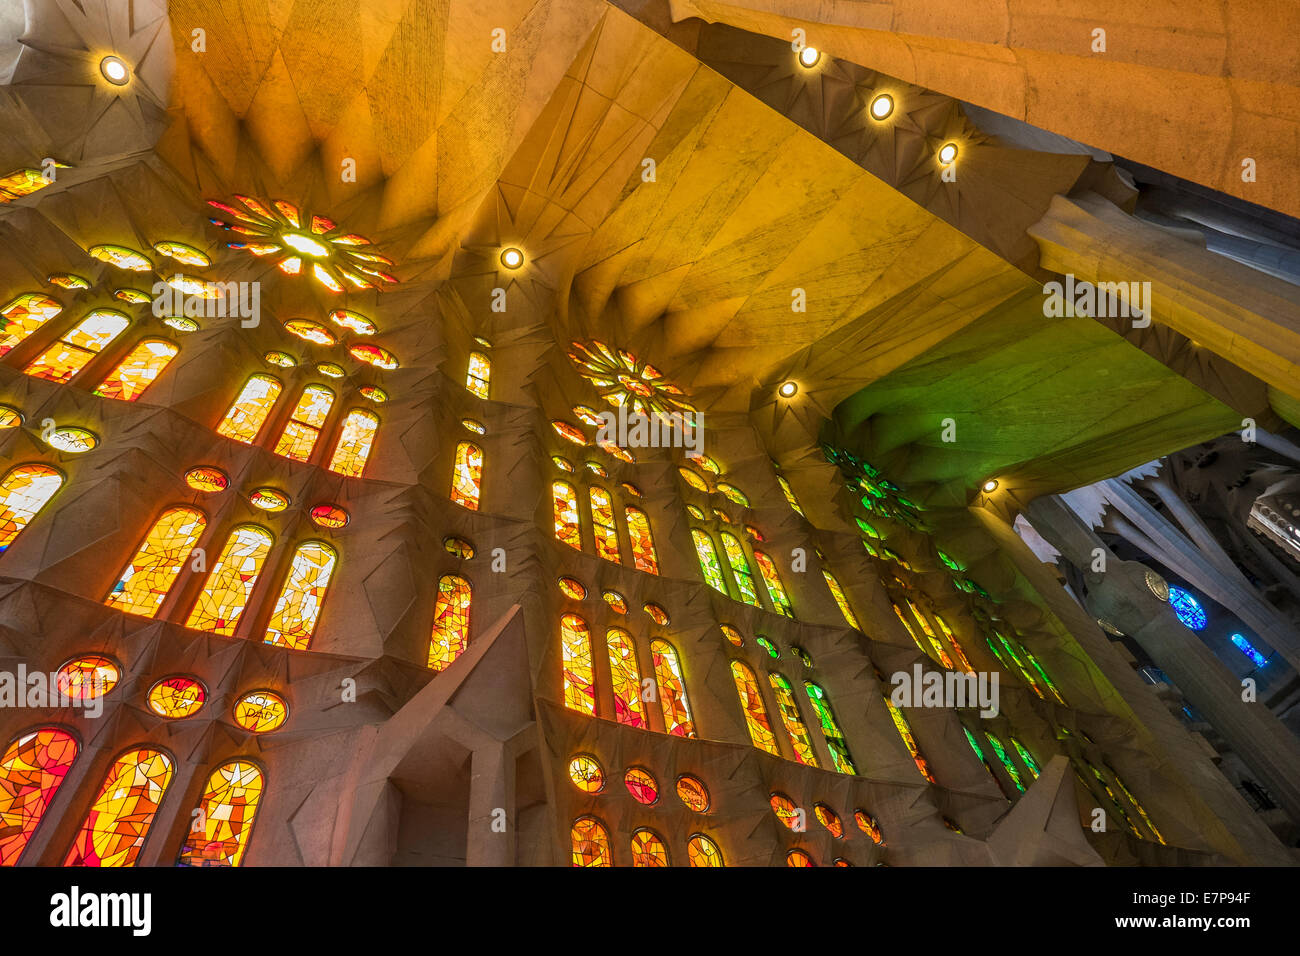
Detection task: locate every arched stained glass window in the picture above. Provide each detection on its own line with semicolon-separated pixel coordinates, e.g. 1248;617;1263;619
94;339;178;401
753;550;794;618
630;828;669;867
687;834;723;866
768;673;819;767
552;481;581;549
273;384;335;461
606;628;646;728
884;697;936;783
776;475;804;517
107;506;207;616
466;351;490;398
184;524;273;635
786;848;815;867
651;639;695;738
730;660;779;754
560;613;596;715
64;748;174;867
327;409;379;477
177;760;264;867
451;441;483;510
588;487;620;562
718;532;760;606
429;574;472;671
263;541;336;650
24;309;129;382
571;815;611;867
804;682;856;774
691;529;727;594
0;293;62;355
0;727;79;866
624;507;658;574
821;569;859;628
217;374;282;444
0;464;63;552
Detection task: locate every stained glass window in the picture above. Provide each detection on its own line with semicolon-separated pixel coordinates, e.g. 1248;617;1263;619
624;767;658;804
776;475;805;516
821;569;860;628
606;628;646;728
327;409;378;477
0;728;79;866
1168;586;1207;630
558;576;586;600
769;792;801;829
64;748;174;867
0;166;57;201
884;697;936;783
310;504;349;528
678;466;710;492
768;672;819;766
588;486;621;562
993;630;1045;699
0;293;62;356
1108;765;1165;844
451;441;483;510
630;828;669;866
93;340;178;401
349;343;398;369
466;351;490;398
804;682;856;774
0;463;63;552
854;810;884;845
146;676;206;719
1021;646;1066;705
753;550;794;617
934;614;975;673
687;834;723;866
217;374;282;443
55;656;119;699
552;481;581;549
25;309;130;383
568;755;604;793
184;466;227;493
905;600;954;669
561;613;596;715
429;574;472;671
624;507;659;574
676;776;710;812
643;603;669;626
232;690;289;732
184;524;273;635
720;624;744;647
691;529;727;594
444;537;475;559
571;816;611;867
1010;738;1040;780
651;639;696;738
263;541;337;650
604;590;626;615
46;426;97;453
985;732;1025;792
731;660;779;754
755;636;779;659
814;804;843;838
552;421;587;446
786;849;815;867
107;507;207;616
273;384;334;461
719;532;761;606
1230;633;1268;668
716;482;749;507
177;761;264;867
249;488;289;512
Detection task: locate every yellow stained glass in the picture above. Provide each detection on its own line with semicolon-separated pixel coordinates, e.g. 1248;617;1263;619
731;660;778;754
884;696;936;783
0;464;63;552
55;656;119;700
263;541;336;650
822;569;860;628
676;776;710;811
0;166;55;202
177;761;264;866
327;408;378;477
630;828;669;867
451;441;483;509
678;466;710;492
153;240;210;267
552;481;581;549
88;244;152;271
906;600;954;669
568;755;604;793
466;351;490;398
934;613;975;673
217;375;282;443
429;574;472;671
0;728;79;867
768;672;819;767
651;639;696;738
719;532;760;606
753;550;794;618
0;293;61;355
94;339;178;401
606;628;646;728
589;486;620;563
687;834;723;867
571;816;611;867
232;690;288;732
560;613;596;715
24;309;129;383
107;507;206;616
64;748;173;867
146;676;206;718
776;475;805;516
625;507;659;574
184;525;273;635
716;481;749;506
274;384;334;461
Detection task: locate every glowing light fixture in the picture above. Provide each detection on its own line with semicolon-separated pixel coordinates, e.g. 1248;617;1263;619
797;46;820;68
282;232;331;258
99;56;129;86
778;381;798;398
869;94;894;120
938;142;959;165
981;478;999;493
500;247;524;270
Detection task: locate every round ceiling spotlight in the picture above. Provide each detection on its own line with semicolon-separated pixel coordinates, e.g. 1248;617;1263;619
938;142;959;165
797;46;820;68
869;93;894;120
500;247;524;270
778;381;798;398
99;55;130;86
981;478;999;494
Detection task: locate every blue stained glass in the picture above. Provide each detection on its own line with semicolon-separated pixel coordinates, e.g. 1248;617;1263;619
1167;587;1207;630
1229;633;1267;668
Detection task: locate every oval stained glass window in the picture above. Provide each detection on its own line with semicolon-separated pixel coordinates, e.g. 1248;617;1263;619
568;754;604;793
585;461;609;478
349;343;398;369
746;524;765;541
163;316;200;333
602;590;627;614
46;427;97;453
573;405;604;427
283;319;335;346
232;690;288;733
694;455;721;475
620;482;641;498
147;676;206;719
48;273;89;289
624;767;658;805
328;309;376;335
755;636;779;659
769;792;801;830
248;488;289;512
597;438;633;463
551;456;574;472
643;603;669;626
854;810;884;845
443;536;475;559
359;385;388;403
1168;586;1207;630
316;362;346;378
55;655;119;700
717;482;750;507
551;421;587;446
720;624;744;647
461;418;485;434
264;350;296;367
814;803;844;838
558;576;586;600
153;240;210;267
88;244;152;271
685;504;705;519
309;504;349;529
114;288;152;304
0;406;21;428
185;466;228;493
675;775;710;812
678;466;710;492
473;335;492;348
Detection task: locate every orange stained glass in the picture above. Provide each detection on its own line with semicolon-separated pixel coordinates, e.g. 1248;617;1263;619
719;531;761;606
177;761;264;867
854;809;885;845
769;792;802;829
263;541;336;650
0;293;62;355
451;441;483;510
0;167;54;202
934;613;974;673
884;696;936;783
905;599;954;669
687;834;723;867
0;463;63;552
571;816;611;867
603;590;627;614
106;506;207;616
786;849;815;867
24;309;130;383
821;569;860;628
768;672;819;767
730;660;779;754
184;524;274;634
678;466;710;492
552;480;581;549
428;574;472;671
552;420;587;446
676;776;710;812
643;602;669;626
588;486;620;563
558;576;586;600
0;728;79;866
606;628;646;728
814;804;843;838
466;351;490;398
93;339;178;401
147;676;206;718
568;755;604;793
625;507;659;574
560;613;596;715
327;409;379;477
273;384;335;461
217;374;282;443
64;748;174;867
753;551;794;618
283;319;335;346
55;656;119;700
624;767;659;804
630;828;669;867
184;466;228;493
232;690;288;732
720;624;744;647
891;602;929;655
650;639;696;738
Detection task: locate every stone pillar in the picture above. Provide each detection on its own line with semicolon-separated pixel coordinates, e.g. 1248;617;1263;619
466;742;515;866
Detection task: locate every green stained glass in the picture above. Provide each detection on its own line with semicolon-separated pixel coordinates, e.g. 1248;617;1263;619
963;727;1008;797
719;531;760;606
768;673;818;767
753;551;793;618
1022;648;1067;705
995;631;1045;699
690;529;727;594
1011;738;1040;779
985;732;1025;792
805;682;855;774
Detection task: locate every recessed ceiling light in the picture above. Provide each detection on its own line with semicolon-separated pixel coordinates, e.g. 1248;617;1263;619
797;46;820;68
500;247;524;269
778;381;798;398
869;93;894;120
100;55;130;86
938;142;959;165
981;478;999;493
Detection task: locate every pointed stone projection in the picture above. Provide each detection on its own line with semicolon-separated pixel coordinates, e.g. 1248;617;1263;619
986;756;1104;867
